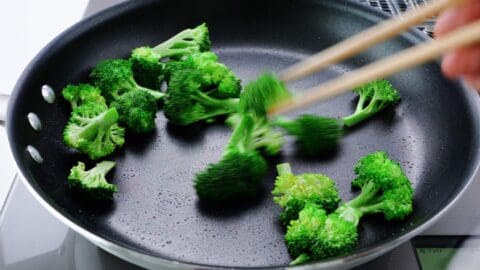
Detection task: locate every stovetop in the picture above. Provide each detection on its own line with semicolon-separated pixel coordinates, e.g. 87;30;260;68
2;0;480;269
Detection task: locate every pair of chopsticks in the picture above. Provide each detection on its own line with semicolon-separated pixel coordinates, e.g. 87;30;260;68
270;0;477;115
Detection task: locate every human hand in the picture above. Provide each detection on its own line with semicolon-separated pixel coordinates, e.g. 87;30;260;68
435;0;480;89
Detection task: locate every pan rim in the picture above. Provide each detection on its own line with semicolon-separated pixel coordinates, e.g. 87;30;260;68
8;0;480;269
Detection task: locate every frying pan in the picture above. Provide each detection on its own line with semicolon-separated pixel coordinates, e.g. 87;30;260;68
2;0;480;269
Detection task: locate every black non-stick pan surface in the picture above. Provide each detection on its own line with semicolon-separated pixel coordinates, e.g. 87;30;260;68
7;0;480;268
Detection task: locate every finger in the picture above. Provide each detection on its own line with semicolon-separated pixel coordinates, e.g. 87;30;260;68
435;0;480;37
464;75;480;91
441;44;480;78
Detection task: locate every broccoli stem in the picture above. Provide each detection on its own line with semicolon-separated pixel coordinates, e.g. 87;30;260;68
342;92;390;127
272;116;294;133
152;29;195;58
277;163;292;176
336;181;380;225
78;108;119;141
227;114;254;153
355;94;368;112
342;109;372;127
194;90;239;111
135;84;165;100
358;202;385;215
342;92;372;127
290;253;311;266
89;161;116;180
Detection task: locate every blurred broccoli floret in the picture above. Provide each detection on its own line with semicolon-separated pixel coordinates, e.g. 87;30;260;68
194;73;293;204
272;163;340;225
163;68;239;125
227;113;284;156
165;52;241;98
110;90;157;133
90;59;165;102
62;83;106;109
194;114;269;204
63;103;125;160
194;149;267;204
68;161;118;200
239;72;291;117
342;80;400;127
130;23;210;88
274;115;343;156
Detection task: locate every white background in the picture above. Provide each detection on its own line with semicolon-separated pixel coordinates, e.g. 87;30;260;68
0;0;90;207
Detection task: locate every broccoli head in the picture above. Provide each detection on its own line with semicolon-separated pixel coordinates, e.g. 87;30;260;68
285;204;358;265
311;213;358;260
194;150;267;204
274;115;343;156
285;203;328;260
130;47;165;89
68;161;118;200
272;163;340;224
163;68;239;125
62;83;106;109
342;79;400;127
194;114;270;204
90;59;165;102
110;90;157;133
165;52;241;98
63;103;125;160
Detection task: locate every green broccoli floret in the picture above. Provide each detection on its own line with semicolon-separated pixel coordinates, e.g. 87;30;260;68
163;68;239;125
68;161;118;200
110;90;157;133
272;163;340;225
62;84;106;109
342;80;400;127
285;204;358;265
194;114;269;204
90;59;165;102
283;152;413;265
336;151;414;225
239;72;291;117
63;103;125;160
165;52;241;98
273;115;343;156
130;23;210;88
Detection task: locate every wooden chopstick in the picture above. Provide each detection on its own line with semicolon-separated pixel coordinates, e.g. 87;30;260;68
279;0;468;83
269;19;480;115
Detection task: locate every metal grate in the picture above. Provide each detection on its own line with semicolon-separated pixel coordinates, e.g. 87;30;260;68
357;0;435;36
